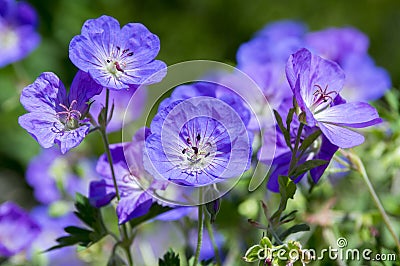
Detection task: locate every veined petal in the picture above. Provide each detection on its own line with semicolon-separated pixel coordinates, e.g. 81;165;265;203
314;102;381;127
318;122;365;148
68;70;102;112
116;192;153;224
20;72;66;113
119;23;161;67
18;112;59;149
81;15;120;38
55;124;89;154
124;59;167;85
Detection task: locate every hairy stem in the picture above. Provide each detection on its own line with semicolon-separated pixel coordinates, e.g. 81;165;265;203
205;218;221;265
193;189;204;266
349;152;400;253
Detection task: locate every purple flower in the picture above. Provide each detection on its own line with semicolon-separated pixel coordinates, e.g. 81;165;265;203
0;0;40;67
144;96;252;187
29;207;86;266
69;15;166;90
237;20;306;67
0;202;41;257
26;147;97;205
306;27;391;101
89;128;163;224
286;48;382;148
90;85;147;132
18;71;102;154
334;54;391;102
306;27;369;63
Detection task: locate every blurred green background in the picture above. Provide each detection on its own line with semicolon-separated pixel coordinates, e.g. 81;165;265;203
1;0;400;210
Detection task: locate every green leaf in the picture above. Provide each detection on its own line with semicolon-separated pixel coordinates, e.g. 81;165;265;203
270;176;297;224
273;109;292;150
98;106;107;128
279;224;310;240
289;159;328;177
298;129;321;152
286;108;295;138
242;244;263;262
259;236;273;248
46;194;108;252
129;203;173;228
159;249;180;266
279;210;298;224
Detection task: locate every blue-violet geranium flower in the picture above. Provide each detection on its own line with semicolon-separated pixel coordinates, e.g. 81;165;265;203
144;96;252;187
69;15;166;90
286;48;382;148
19;71;102;154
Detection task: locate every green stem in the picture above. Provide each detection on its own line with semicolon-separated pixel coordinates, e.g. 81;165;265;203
99;88;133;266
205;218;221;266
193;190;204;266
288;123;305;172
99;128;121;200
349;152;400;253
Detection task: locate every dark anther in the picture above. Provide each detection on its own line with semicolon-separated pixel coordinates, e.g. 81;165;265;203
182;149;186;154
116;46;121;50
196;133;201;141
186;137;191;144
127;52;134;56
106;59;111;63
205;152;210;158
114;62;124;72
122;49;129;54
192;146;199;155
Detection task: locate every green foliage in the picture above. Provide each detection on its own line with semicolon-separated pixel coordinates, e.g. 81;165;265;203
46;193;107;251
159;250;180;266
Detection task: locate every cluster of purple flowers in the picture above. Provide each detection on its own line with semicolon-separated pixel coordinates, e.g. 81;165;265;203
0;0;40;67
4;8;389;264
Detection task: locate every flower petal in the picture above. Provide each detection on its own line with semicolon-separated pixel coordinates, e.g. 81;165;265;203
68;70;102;112
318;122;365;148
18;112;59;149
55;125;89;154
119;23;161;67
310;135;338;183
116;192;153;224
314;102;381;128
20;72;66;113
124;59;167;85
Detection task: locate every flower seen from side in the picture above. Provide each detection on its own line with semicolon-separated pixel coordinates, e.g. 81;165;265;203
89;128;163;224
18;71;102;154
69;15;167;90
286;48;382;148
